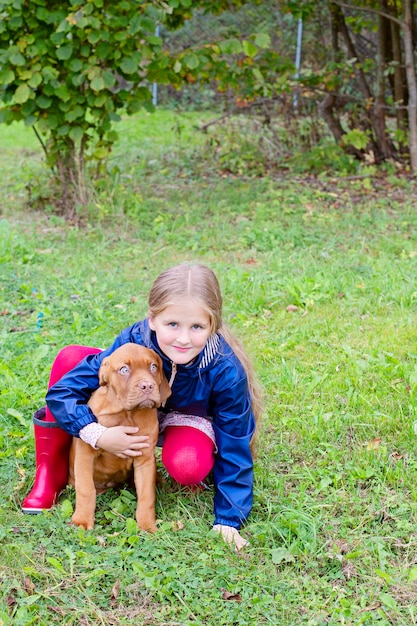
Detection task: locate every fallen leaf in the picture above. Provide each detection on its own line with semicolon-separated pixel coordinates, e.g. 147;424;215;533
365;438;382;450
24;578;35;594
221;588;242;602
171;520;184;531
389;451;403;462
286;304;298;312
111;580;120;607
7;592;17;607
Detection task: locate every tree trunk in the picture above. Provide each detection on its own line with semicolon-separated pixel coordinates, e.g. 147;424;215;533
318;94;365;159
403;0;417;171
328;2;383;161
373;4;397;160
328;2;400;162
390;16;407;133
53;136;91;223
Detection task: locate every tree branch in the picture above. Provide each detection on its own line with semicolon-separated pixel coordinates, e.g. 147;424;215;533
32;124;49;160
331;1;405;29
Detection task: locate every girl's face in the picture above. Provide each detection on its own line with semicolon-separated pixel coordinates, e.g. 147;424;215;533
148;300;212;365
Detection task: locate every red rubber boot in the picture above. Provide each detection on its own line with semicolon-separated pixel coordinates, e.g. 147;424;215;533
22;345;101;514
21;407;73;513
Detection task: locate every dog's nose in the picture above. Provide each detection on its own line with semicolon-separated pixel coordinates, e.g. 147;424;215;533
139;380;155;394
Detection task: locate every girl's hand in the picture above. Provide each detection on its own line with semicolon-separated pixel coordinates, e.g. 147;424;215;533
96;426;150;458
212;524;249;551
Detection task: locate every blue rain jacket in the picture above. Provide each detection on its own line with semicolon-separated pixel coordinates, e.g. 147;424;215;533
46;319;256;529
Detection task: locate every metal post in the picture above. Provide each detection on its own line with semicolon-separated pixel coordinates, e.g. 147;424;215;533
293;18;303;110
152;25;160;106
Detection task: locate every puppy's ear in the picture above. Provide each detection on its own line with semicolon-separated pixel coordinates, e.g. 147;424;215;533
98;357;110;386
154;354;171;405
159;374;172;405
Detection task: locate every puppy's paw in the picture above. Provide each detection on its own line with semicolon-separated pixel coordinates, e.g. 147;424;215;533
71;512;95;530
140;523;158;533
136;515;157;533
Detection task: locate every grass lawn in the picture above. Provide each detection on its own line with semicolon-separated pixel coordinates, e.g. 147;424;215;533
2;109;417;624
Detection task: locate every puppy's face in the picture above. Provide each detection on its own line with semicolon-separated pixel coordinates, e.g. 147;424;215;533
98;344;171;411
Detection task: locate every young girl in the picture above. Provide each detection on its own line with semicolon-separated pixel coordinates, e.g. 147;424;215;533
22;263;263;550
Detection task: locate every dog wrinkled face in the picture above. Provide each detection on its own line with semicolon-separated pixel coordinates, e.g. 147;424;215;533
98;344;171;411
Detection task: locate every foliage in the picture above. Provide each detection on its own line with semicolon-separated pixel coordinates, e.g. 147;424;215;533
162;0;417;171
0;0;163;217
1;0;417;226
195;113;359;176
0;0;279;220
2;113;417;623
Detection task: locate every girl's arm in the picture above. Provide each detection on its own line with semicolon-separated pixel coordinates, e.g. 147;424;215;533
211;372;256;530
46;350;106;436
46;327;136;436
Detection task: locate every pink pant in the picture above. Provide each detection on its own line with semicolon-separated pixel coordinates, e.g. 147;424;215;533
48;345;215;486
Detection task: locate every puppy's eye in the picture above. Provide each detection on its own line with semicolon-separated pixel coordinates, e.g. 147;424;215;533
119;365;129;375
150;363;158;374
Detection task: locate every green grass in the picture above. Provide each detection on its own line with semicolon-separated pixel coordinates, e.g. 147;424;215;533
2;110;417;624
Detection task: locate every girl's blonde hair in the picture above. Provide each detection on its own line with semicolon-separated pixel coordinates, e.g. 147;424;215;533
148;263;263;437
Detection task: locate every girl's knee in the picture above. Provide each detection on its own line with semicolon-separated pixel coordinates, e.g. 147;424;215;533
162;448;214;485
49;345;101;388
161;426;215;486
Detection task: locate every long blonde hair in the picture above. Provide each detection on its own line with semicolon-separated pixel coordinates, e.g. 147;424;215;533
148;263;264;437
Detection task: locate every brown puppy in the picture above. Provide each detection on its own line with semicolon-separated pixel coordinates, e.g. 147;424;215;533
68;343;171;533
